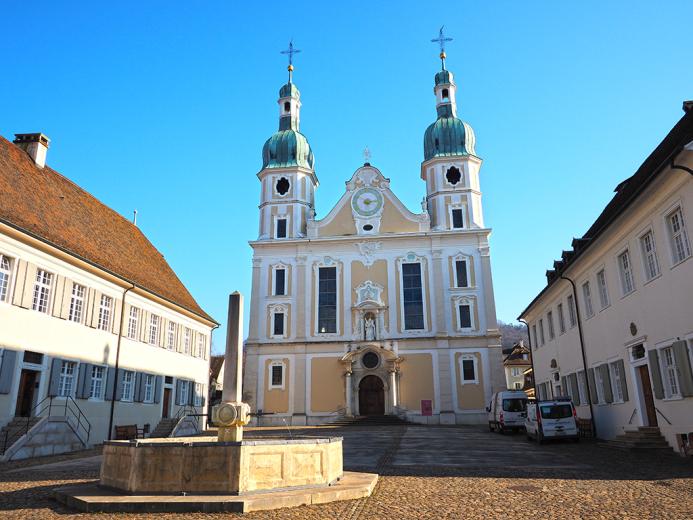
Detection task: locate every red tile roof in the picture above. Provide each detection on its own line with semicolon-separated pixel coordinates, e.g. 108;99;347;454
0;136;215;324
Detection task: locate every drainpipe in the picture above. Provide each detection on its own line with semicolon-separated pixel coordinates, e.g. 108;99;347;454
518;319;536;397
559;274;597;436
108;284;136;440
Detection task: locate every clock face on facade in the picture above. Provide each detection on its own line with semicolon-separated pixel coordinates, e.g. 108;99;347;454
351;188;384;217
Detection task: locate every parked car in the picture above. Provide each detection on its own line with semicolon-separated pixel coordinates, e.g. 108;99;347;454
525;397;579;443
487;390;528;433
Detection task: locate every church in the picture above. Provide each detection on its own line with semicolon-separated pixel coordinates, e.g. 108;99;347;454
244;39;504;425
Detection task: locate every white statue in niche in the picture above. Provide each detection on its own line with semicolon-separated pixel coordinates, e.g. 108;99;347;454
365;316;376;341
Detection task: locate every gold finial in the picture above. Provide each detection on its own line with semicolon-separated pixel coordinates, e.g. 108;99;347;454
440;51;446;60
288;64;294;72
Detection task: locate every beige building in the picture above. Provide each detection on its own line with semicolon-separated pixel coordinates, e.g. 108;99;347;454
244;58;504;426
0;133;216;458
519;102;693;454
503;342;531;391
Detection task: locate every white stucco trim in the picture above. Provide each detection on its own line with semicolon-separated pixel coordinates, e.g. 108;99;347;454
449;348;491;414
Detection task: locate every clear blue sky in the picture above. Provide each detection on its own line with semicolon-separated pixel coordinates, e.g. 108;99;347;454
2;1;691;354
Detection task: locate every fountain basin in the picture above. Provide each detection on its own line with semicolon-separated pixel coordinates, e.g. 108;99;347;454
100;436;343;495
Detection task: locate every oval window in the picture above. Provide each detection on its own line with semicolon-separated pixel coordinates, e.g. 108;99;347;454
276;177;290;195
362;352;379;369
363;224;373;231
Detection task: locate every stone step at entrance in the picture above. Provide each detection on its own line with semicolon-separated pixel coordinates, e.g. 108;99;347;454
0;417;42;455
328;415;411;427
149;418;179;438
599;427;673;453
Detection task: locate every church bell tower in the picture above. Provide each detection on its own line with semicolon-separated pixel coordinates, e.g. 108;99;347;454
421;28;484;232
257;41;318;240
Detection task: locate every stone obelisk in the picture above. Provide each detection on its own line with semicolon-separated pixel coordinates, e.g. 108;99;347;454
213;292;251;442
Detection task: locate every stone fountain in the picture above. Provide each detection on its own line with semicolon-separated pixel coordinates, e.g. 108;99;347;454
55;293;377;513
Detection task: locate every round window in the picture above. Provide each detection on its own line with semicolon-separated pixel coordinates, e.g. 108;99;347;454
362;352;379;369
445;166;461;185
276;177;290;195
362;224;373;231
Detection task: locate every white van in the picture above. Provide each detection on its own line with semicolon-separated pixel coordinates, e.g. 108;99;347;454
525;398;579;443
487;390;528;433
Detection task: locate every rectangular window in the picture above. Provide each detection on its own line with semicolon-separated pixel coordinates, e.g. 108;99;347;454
547;311;555;339
458;304;471;329
640;231;660;280
618;250;635;295
661;347;680;398
273;312;285;336
595;367;606;404
197;333;206;357
609;362;624;403
274;268;286;295
532;324;538;349
0;254;14;302
402;263;424;330
58;361;77;397
514;382;523;390
97;295;113;331
32;269;53;313
577;371;588;405
455;259;468;287
461;358;476;382
148;315;160;345
127;307;139;339
89;365;105;399
276;218;287;239
270;364;284;387
451;208;464;229
167;322;176;350
317;266;337;333
121;371;134;401
194;382;203;406
179;380;190;405
143;374;154;403
68;283;86;323
596;269;609;309
567;295;577;328
582;281;594;318
184;328;191;354
667;207;691;264
539;319;545;346
511;367;521;377
557;303;566;334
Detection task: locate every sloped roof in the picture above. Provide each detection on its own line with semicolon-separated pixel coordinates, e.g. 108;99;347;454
210;355;224;380
0;136;215;324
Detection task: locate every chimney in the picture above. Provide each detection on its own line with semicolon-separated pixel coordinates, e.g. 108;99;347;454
13;133;50;168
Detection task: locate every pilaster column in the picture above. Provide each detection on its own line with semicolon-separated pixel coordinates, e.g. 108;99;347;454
295;256;307;339
389;370;398;409
431;249;446;335
345;371;353;416
478;245;498;332
247;258;263;342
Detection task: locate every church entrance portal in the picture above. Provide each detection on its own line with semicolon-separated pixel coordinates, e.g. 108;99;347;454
358;375;384;416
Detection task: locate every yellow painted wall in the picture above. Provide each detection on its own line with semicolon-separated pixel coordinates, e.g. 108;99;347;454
399;353;435;411
263;358;290;413
318;203;354;236
310;357;345;413
379;195;419;233
455;352;485;410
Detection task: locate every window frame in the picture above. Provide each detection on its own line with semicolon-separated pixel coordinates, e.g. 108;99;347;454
0;254;14;303
639;230;660;281
666;206;691;266
88;365;106;400
456;300;473;330
196;333;206;357
400;261;426;331
68;283;86;324
453;257;470;288
608;361;625;404
121;370;135;402
166;321;176;350
97;294;113;331
538;318;545;346
567;294;577;328
459;355;478;385
596;269;610;309
617;249;635;296
450;207;465;229
143;374;155;403
127;306;139;340
148;314;160;346
58;360;77;398
183;327;191;355
547;311;555;340
273;265;287;296
594;366;606;405
268;360;286;390
32;268;53;314
275;216;288;239
659;346;681;399
194;382;204;407
577;371;588;405
316;263;339;335
582;281;594;319
557;303;566;334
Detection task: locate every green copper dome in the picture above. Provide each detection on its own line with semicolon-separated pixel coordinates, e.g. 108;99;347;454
279;82;300;99
434;69;452;86
424;117;476;160
262;130;314;169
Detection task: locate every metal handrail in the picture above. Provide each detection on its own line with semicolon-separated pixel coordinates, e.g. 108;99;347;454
628;408;637;425
655;407;672;425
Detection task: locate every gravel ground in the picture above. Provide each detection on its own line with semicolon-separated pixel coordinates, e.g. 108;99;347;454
1;424;692;519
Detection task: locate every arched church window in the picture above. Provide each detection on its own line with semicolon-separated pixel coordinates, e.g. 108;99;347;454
362;351;379;369
284;101;290;112
276;177;290;195
442;88;449;100
445;166;461;185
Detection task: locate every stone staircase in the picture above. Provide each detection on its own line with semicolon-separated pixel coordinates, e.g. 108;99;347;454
328;415;411;427
600;427;673;452
0;417;42;455
149;418;179;438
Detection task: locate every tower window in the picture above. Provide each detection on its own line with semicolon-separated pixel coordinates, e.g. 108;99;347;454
451;208;464;229
445;166;461;185
276;177;290;195
274;268;286;296
276;218;287;238
284;101;290;112
442;88;449;100
273;312;285;336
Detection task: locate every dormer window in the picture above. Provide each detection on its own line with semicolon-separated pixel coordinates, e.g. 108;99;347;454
442;88;449;101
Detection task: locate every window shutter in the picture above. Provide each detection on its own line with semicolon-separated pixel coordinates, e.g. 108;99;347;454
140;311;149;342
600;364;613;403
20;263;37;308
154;375;163;403
134;372;143;402
648;349;665;399
587;368;597;404
11;259;28;307
115;370;125;401
616;359;629;402
175;380;182;405
48;358;62;397
76;363;88;399
104;367;116;401
0;349;18;394
672;340;693;397
86;289;97;327
560;376;567;397
50;275;64;317
59;280;72;319
569;373;580;405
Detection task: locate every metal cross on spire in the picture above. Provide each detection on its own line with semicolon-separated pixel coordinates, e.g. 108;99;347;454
431;26;453;70
280;39;301;82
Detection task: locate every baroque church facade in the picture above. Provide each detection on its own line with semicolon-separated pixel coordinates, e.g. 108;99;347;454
244;52;504;425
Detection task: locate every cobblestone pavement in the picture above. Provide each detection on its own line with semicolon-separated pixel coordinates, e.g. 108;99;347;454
1;424;692;519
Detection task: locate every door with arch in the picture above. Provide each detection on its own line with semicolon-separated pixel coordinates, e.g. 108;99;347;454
358;375;385;416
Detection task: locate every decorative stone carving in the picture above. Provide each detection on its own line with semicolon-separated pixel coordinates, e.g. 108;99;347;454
354;280;384;306
356;241;383;267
